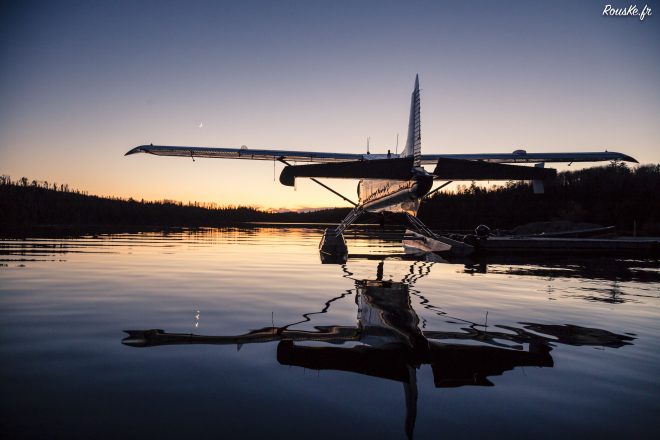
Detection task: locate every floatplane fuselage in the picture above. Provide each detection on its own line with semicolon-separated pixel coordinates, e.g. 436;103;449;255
125;75;637;260
358;176;432;215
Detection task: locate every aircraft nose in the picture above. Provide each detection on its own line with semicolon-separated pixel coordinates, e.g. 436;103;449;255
415;175;434;197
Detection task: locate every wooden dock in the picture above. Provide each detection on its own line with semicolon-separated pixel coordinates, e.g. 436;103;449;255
480;236;660;256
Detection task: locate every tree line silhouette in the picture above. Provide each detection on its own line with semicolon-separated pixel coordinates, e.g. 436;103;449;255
418;162;660;234
1;162;659;235
0;174;350;231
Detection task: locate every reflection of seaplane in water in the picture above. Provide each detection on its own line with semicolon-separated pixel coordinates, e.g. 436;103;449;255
122;260;634;439
125;76;637;259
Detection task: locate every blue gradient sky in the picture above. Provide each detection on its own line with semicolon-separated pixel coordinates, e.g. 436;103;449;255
1;0;659;209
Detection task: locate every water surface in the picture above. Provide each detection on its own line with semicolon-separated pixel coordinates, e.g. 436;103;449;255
1;228;659;439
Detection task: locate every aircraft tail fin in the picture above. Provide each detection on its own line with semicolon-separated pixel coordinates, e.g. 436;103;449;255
401;74;421;166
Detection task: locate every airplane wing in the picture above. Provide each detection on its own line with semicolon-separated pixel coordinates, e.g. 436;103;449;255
125;144;363;163
419;151;638;164
126;145;637;165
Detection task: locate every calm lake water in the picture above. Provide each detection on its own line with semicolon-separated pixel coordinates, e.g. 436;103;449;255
1;227;659;439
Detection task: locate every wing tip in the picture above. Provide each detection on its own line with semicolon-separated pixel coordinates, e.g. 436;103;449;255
125;145;150;156
608;151;638;163
619;153;638;163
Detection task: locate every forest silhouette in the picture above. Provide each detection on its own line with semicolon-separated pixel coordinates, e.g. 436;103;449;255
1;162;659;235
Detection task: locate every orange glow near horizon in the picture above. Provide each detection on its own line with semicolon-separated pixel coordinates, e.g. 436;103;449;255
1;2;658;210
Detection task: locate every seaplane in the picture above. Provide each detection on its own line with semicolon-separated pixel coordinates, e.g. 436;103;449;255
126;75;637;259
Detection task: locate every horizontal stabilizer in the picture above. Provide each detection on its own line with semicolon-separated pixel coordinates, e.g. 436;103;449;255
432;158;556;181
279;158;414;186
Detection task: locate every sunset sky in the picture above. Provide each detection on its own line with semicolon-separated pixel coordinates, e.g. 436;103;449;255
1;0;659;210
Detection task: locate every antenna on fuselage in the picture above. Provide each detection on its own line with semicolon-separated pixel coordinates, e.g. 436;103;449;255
367;136;370;155
396;133;399;155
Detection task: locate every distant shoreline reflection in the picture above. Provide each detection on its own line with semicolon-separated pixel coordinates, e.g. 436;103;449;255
122;260;635;439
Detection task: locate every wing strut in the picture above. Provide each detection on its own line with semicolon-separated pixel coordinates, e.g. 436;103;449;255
422;181;453;200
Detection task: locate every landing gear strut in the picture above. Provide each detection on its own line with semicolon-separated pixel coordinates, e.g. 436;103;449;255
402;214;474;257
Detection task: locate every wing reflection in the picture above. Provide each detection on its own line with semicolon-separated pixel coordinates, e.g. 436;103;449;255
122;260;635;439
